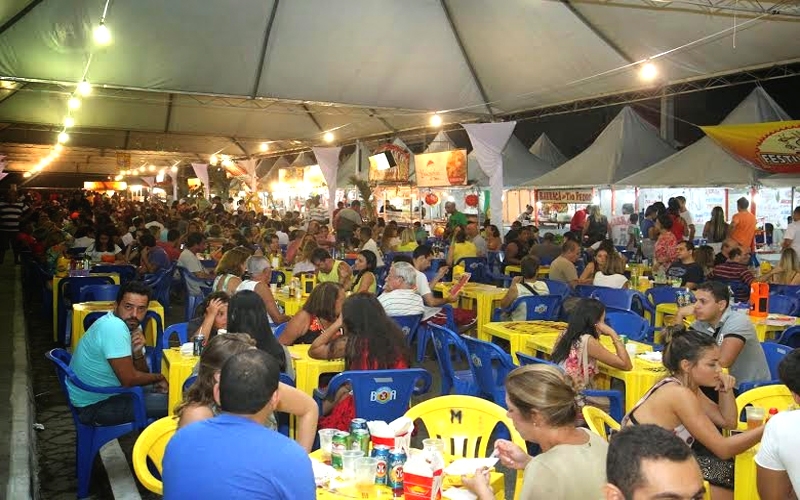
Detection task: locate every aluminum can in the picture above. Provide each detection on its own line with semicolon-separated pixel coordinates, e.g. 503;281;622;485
387;447;407;495
351;429;370;452
349;418;368;434
331;431;350;470
618;335;628;345
371;445;391;485
193;334;204;356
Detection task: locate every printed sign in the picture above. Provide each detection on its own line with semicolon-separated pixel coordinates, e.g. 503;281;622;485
537;190;593;203
413;149;468;187
701;120;800;173
368;143;410;183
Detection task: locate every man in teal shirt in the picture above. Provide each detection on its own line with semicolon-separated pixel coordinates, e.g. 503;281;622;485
68;281;168;425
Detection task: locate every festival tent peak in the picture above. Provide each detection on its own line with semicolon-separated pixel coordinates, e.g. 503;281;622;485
424;131;457;154
526;106;675;188
467;135;555;188
337;143;371;188
615;87;791;188
528;133;568;167
291;151;316;168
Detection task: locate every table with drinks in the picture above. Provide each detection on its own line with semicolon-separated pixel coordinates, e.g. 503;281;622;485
523;332;669;412
313;428;506;500
483;320;568;364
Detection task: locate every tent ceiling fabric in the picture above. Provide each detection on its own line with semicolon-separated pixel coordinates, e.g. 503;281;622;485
0;0;799;174
467;135;555;188
615;87;791;187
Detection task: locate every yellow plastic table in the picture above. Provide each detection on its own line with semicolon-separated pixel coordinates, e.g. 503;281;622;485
734;445;757;500
483;321;568;364
524;333;668;412
71;300;165;350
161;348;199;416
654;303;798;342
504;264;549;278
310;449;506;499
275;291;305;317
288;344;344;396
433;282;507;341
52;272;120;341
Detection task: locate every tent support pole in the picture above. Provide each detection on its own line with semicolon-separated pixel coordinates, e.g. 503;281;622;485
724;189;729;219
250;0;280;98
0;0;45;37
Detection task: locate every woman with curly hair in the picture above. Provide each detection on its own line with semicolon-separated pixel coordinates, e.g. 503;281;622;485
175;333;318;451
309;293;411;430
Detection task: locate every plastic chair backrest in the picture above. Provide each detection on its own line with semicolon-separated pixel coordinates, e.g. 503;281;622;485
178;266;212;321
324;369;432;423
404;395;527;500
516;352;560;368
645;286;681;307
768;284;800;298
182;375;197;393
777;326;800;348
503;295;563;321
78;284;120;303
90;264;137;284
456;257;488;273
270;270;286;286
735;384;794;422
605;309;650;342
391;313;423;340
83;311;107;331
541;279;570;300
581;406;620;441
162;322;188;348
428;323;477;396
461;336;516;406
768;294;800;316
132;416;179;495
763;342;791;379
273;322;287;339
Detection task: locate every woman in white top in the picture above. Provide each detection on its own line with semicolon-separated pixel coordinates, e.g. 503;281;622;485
212;246;251;295
593;252;629;289
462;365;609;499
500;255;550;321
292;239;318;275
85;228;123;262
236;256;289;325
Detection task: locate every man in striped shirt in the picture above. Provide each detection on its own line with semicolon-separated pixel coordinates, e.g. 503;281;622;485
709;247;754;303
0;190;27;264
378;261;424;318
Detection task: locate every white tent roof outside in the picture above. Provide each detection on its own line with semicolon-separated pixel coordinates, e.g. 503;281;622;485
616;87;791;187
337;143;371;187
527;106;675;188
467;135;555;188
424;131;457;154
528;133;568;167
0;0;799;174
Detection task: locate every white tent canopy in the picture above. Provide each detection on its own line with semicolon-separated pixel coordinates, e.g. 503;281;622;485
424;131;457;153
467;135;555;188
759;173;800;188
337;143;371;187
616;88;791;187
527;106;675;188
528;133;568;167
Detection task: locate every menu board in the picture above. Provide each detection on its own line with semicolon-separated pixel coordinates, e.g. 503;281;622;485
414;150;467;187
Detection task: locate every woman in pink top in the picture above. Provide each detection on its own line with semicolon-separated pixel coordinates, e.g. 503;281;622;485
654;214;679;272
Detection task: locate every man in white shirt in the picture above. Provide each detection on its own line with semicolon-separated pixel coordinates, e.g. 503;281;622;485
677;196;695;242
756;348;800;500
358;226;385;267
177;232;214;295
466;221;487;257
782;206;800;256
378;262;424;317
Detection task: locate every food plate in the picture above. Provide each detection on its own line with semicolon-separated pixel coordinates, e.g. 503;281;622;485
444;457;498;476
766;314;796;326
637;351;663;363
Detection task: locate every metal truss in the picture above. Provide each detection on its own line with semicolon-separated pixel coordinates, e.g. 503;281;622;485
584;0;800;18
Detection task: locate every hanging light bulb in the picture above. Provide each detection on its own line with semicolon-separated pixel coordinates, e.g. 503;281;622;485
323;131;334;143
93;22;111;46
68;97;81;110
148;164;156;172
114;174;123;181
639;61;658;81
170;165;178;173
429;113;443;127
64;116;75;128
209;154;219;165
77;80;92;96
138;165;146;173
260;142;269;152
57;131;69;143
54;143;64;153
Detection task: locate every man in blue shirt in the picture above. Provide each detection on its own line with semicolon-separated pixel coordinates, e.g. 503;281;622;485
68;281;168;425
163;349;316;499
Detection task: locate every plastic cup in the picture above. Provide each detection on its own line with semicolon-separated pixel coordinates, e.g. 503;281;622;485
354;457;378;494
270;283;277;293
745;406;765;429
341;450;365;480
318;428;337;463
422;438;445;454
626;343;638;357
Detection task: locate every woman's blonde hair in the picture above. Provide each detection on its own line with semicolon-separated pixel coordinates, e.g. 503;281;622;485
776;248;800;284
215;246;252;276
505;364;578;427
606;252;626;275
399;228;416;246
174;333;256;417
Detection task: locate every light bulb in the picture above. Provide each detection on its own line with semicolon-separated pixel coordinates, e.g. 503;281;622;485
57;131;69;143
170;166;178;173
210;154;219;165
93;22;111;46
430;113;443;127
148;164;156;172
77;80;92;96
639;62;657;81
64;116;75;128
138;166;146;173
260;142;269;152
68;97;81;110
33;163;43;171
53;144;63;153
323;132;334;143
23;172;31;178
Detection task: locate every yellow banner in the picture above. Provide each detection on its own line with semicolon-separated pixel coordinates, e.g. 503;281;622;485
701;120;800;174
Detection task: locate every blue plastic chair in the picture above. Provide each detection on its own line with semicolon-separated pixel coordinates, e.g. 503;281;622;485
182;375;197;393
645;286;682;307
768;284;800;298
769;294;800;316
83;311;107;331
313;369;432;423
152;322;188;373
776;326;800;348
423;258;447;282
57;275;116;346
428;323;478;396
374;265;388;294
276;373;296;437
516;352;559;368
270;270;286;286
461;336;517;407
177;266;213;322
90;264;138;284
415;304;457;363
391;314;424;361
77;284;120;303
46;348;150;499
605;309;652;342
588;286;655;321
541;279;570;301
491;295;563;322
273;322;287;339
738;343;792;392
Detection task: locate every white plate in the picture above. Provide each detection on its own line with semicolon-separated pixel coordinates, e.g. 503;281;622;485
637;352;663;363
444;457;498;476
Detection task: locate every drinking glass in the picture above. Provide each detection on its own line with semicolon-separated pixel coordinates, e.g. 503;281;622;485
354;457;378;497
745;406;765;429
341;450;364;480
318;428;337;463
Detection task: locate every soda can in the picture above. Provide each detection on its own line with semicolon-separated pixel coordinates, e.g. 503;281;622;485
387;447;407;495
371;445;391;485
193;334;204;356
349;418;368;434
351;429;370;453
331;431;350;470
618;335;628;345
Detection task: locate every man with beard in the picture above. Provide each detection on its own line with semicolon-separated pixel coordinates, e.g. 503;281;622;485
67;281;168;425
